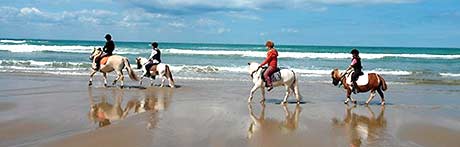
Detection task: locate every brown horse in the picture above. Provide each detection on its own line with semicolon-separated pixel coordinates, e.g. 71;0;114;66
331;69;388;105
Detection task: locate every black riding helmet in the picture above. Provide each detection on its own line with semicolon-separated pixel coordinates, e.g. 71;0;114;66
104;34;112;40
350;48;359;55
151;42;158;48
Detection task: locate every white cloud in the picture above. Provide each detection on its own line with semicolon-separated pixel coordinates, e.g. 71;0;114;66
19;7;43;16
169;22;186;28
120;0;417;14
282;28;299;33
217;28;231;34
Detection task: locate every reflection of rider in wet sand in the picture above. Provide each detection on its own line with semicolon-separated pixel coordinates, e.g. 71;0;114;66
247;104;301;145
332;106;386;147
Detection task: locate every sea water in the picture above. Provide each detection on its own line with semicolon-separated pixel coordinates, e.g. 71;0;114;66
1;38;459;84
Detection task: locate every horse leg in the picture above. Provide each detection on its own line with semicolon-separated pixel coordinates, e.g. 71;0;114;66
282;85;291;104
365;90;376;105
119;71;125;88
260;86;266;103
377;88;385;105
88;70;97;86
150;76;155;86
102;72;108;87
160;74;166;87
291;82;301;104
248;82;261;103
139;76;144;86
345;90;356;104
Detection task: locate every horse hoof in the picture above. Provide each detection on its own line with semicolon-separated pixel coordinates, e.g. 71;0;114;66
170;86;175;88
344;101;348;104
104;84;107;87
381;102;385;106
120;86;124;89
365;102;369;105
88;82;92;86
259;99;265;103
281;101;287;105
353;101;357;104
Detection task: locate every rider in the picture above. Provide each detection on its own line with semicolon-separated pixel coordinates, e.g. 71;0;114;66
143;41;161;77
346;48;363;94
259;40;278;92
93;34;115;70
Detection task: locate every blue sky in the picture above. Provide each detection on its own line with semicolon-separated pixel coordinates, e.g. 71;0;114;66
0;0;459;47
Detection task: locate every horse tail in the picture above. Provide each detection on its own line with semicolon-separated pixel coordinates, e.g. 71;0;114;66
291;70;302;100
378;74;388;91
124;58;139;81
165;65;174;83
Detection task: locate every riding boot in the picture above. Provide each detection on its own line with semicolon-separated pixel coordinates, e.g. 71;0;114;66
352;81;358;94
143;66;151;77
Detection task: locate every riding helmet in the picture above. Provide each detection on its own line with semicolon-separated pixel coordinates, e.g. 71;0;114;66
350;48;359;55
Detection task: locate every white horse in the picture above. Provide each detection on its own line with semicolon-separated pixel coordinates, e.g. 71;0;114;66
135;57;175;88
247;62;301;104
88;48;138;87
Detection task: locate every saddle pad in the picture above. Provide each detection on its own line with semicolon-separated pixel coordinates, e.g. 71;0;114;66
100;56;109;65
271;71;282;82
346;72;369;86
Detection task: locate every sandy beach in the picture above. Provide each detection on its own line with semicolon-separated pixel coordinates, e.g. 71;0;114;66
0;73;459;147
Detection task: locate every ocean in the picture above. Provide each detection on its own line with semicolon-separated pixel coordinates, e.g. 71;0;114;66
1;38;459;84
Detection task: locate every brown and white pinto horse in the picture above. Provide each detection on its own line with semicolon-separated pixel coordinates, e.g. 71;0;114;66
331;69;388;105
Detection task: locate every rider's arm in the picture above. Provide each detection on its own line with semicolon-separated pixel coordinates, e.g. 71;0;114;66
260;50;274;67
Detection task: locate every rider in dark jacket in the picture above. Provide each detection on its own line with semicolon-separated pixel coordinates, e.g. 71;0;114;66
143;42;161;77
94;34;115;70
346;48;363;94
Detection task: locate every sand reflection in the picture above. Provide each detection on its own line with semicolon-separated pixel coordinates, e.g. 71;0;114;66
332;105;387;147
87;88;174;128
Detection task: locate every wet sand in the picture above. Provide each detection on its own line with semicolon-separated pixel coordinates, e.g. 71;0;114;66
0;73;460;147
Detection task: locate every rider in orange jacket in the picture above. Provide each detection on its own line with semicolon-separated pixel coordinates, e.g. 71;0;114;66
259;40;278;91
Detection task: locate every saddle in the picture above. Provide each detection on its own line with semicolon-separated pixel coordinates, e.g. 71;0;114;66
260;67;282;86
345;71;369;86
146;63;159;75
100;56;110;65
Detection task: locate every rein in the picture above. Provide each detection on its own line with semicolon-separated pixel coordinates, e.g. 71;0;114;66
250;66;261;79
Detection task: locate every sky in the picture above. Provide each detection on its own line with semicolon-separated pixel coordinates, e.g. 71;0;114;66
0;0;459;47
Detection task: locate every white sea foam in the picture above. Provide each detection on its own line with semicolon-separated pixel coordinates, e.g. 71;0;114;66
164;49;460;59
0;44;93;53
0;59;421;77
0;40;26;44
440;73;460;77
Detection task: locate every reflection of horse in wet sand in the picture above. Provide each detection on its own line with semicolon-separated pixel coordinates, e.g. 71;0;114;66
247;62;302;104
88;88;173;128
88;48;139;87
331;69;388;105
88;88;131;127
247;103;301;146
332;106;387;147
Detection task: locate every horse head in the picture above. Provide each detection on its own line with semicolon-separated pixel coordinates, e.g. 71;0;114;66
247;62;260;74
135;57;143;69
89;47;102;60
331;68;341;86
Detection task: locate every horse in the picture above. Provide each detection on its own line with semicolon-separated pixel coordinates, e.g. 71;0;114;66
247;62;301;104
135;57;175;88
331;69;388;105
88;48;138;87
